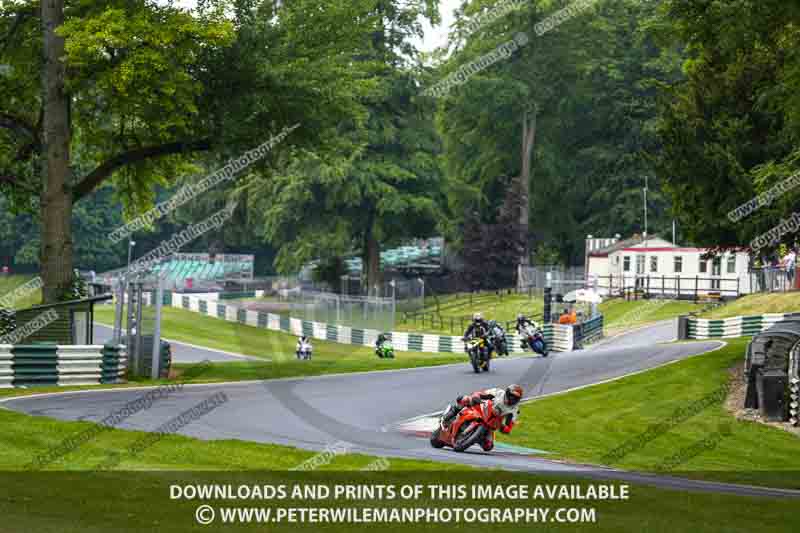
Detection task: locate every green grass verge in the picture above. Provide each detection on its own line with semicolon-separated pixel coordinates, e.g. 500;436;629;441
0;273;41;309
700;291;800;318
0;398;454;471
503;338;800;488
0;383;798;531
94;306;467;380
599;298;704;334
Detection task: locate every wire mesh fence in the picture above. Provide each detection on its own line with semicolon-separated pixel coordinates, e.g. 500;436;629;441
220;288;397;332
517;265;586;290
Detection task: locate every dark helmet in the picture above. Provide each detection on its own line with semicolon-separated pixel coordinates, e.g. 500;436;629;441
505;384;523;406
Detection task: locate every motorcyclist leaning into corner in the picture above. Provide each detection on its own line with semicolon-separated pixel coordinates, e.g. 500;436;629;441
463;312;490;341
515;314;538;348
376;333;388;349
441;384;524;451
376;333;391;355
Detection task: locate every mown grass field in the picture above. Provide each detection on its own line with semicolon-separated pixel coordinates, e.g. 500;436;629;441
503;338;800;489
700;291;800;318
0;383;798;532
0;273;41;309
395;292;703;336
94;306;468;381
600;298;704;334
395;291;545;335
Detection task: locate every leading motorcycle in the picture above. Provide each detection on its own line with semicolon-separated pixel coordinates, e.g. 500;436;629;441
429;398;505;452
464;335;491;373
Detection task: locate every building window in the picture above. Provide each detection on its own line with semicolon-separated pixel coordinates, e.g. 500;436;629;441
650;256;658;273
674;256;682;273
699;258;707;273
636;255;645;274
727;255;736;274
623;256;631;272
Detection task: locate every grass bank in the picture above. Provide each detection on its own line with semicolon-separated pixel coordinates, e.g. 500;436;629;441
94;306;467;380
0;385;797;532
700;291;800;318
0;274;41;309
503;339;800;488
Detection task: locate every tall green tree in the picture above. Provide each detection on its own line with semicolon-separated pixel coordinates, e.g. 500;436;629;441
258;0;443;290
434;0;674;265
0;0;378;301
652;0;800;251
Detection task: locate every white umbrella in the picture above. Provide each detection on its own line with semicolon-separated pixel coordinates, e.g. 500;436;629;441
563;288;603;304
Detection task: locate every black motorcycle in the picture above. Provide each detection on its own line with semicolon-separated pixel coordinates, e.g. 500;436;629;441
487;320;509;357
464;335;491;373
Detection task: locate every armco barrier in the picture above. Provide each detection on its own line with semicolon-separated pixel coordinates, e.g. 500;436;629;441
682;312;800;339
171;293;579;353
577;315;604;346
0;343;126;388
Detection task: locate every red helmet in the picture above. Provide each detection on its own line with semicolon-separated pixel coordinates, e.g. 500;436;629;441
505;384;523;406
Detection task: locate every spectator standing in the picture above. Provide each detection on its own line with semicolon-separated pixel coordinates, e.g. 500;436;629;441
785;249;797;288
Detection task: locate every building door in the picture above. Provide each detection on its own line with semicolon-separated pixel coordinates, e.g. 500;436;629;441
711;257;721;290
635;255;645;289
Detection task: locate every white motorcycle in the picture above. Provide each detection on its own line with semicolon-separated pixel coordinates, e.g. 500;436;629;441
296;338;313;360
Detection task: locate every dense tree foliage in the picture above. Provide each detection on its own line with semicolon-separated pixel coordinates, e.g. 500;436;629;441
255;0;444;289
652;0;800;253
433;0;678;266
0;0;379;300
4;0;799;293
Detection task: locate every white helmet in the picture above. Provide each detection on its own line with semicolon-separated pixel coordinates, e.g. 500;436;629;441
473;312;483;321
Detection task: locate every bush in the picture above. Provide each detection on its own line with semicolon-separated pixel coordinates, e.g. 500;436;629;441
0;308;16;337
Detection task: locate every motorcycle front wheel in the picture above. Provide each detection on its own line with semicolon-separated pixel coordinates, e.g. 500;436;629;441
532;339;546;356
430;427;445;449
469;351;481;373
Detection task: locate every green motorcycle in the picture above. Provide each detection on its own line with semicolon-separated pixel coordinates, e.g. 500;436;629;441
376;340;395;359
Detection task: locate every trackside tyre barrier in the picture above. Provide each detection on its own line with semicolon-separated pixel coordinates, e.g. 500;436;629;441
171;293;586;354
744;319;800;423
0;343;127;388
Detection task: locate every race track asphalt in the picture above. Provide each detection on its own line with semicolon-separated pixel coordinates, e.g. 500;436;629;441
4;320;798;499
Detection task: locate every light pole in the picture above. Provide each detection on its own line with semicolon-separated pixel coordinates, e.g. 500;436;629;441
643;175;648;246
390;279;396;329
127;239;136;272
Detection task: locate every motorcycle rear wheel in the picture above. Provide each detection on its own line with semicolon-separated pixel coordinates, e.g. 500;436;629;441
453;424;488;452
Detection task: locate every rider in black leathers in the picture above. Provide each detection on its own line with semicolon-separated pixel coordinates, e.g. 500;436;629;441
463;312;489;341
